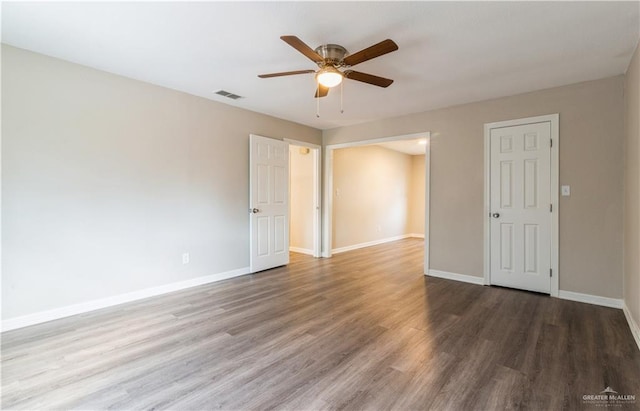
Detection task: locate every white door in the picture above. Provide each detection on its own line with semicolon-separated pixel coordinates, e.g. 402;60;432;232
250;134;290;273
490;122;551;293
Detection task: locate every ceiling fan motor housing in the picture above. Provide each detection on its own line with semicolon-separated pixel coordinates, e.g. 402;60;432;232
314;44;348;67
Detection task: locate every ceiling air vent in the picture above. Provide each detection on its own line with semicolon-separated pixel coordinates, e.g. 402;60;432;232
214;90;243;100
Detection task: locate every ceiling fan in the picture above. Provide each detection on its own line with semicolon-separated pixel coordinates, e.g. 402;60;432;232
258;35;399;98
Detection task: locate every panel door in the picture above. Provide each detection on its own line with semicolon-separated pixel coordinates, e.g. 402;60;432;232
490;122;551;293
250;135;289;273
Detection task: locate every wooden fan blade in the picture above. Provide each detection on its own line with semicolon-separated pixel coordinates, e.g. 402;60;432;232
281;36;324;64
315;84;329;98
343;39;398;67
344;70;394;88
258;70;315;78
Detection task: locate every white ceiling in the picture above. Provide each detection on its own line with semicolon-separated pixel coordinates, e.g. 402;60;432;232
375;139;427;156
2;2;639;130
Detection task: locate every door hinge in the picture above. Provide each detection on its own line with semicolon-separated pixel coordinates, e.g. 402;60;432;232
550;268;553;277
550;138;553;148
550;203;553;212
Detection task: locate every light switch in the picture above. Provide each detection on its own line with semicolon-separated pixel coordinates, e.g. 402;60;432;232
561;185;571;196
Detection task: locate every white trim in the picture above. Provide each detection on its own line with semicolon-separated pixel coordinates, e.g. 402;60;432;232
1;267;250;332
427;269;485;285
331;234;412;254
283;139;321;150
424;137;431;274
483;114;560;296
549;115;559;297
313;146;321;258
285;138;322;258
409;233;425;239
322;145;332;258
324;132;431;267
623;304;640;352
289;246;314;256
484;115;560;130
326;132;429;150
483;122;491;285
558;290;623;309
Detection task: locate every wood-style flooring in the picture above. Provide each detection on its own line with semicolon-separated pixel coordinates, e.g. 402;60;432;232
2;238;640;410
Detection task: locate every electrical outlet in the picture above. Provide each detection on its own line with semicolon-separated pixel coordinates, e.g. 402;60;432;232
182;253;190;265
561;185;571;196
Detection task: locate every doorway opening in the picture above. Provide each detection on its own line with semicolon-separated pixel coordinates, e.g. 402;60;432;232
287;139;321;258
324;132;431;273
249;135;321;273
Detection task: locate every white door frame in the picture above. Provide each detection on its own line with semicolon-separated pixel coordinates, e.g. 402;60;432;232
483;114;559;296
323;132;431;273
284;138;322;258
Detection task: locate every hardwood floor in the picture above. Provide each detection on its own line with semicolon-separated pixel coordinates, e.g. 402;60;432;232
2;238;639;410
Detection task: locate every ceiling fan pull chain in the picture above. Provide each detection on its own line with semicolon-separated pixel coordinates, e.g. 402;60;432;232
316;86;320;118
340;81;344;114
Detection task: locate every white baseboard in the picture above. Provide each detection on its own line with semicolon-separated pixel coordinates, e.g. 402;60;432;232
331;234;413;254
408;233;425;239
558;290;624;309
623;303;640;352
1;267;250;332
289;247;314;256
427;269;485;285
426;273;627;311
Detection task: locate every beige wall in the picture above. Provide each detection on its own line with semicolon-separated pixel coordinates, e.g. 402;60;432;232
408;155;426;236
624;43;640;329
1;45;322;320
289;145;315;253
332;145;413;249
325;76;625;298
3;42;633;322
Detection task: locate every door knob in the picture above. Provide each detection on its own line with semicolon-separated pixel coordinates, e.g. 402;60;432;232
492;213;500;218
251;208;260;214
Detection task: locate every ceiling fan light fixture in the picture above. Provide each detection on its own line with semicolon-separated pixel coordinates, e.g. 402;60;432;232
316;66;343;88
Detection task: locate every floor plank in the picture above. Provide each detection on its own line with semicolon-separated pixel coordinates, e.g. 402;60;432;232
2;238;639;410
